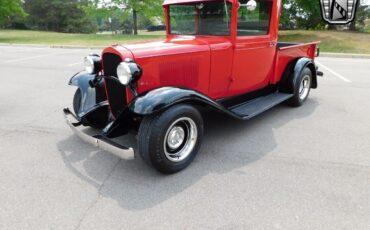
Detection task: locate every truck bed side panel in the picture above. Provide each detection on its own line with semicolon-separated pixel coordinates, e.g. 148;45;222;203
272;42;318;84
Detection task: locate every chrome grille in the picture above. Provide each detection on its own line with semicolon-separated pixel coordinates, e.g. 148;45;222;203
102;53;127;117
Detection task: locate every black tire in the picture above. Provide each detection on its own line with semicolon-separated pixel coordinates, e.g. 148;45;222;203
287;67;312;107
138;104;204;174
73;89;82;116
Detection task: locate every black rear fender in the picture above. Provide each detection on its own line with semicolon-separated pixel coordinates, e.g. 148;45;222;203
279;57;318;94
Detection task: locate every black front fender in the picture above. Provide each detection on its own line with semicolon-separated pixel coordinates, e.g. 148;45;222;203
69;71;109;129
104;87;238;138
128;87;237;117
69;71;107;117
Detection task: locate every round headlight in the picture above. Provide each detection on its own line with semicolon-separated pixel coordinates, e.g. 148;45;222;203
117;62;132;85
84;56;95;74
84;54;102;74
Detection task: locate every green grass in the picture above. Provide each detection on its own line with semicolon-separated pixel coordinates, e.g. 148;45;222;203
0;30;165;47
1;29;370;53
279;30;370;54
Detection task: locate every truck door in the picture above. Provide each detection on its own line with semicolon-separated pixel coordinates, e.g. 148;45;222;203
229;0;276;96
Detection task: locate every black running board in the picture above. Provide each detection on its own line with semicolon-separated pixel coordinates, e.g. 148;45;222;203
229;93;294;120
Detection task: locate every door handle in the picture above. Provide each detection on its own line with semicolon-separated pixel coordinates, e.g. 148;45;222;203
269;42;276;48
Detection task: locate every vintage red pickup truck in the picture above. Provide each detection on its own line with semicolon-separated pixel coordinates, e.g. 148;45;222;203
64;0;323;174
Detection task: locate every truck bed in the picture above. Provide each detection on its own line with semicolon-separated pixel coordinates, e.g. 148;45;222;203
271;41;320;84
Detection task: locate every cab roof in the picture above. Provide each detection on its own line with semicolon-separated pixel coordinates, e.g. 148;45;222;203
163;0;234;6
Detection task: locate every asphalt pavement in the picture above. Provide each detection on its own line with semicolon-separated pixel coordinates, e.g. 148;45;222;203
0;45;369;230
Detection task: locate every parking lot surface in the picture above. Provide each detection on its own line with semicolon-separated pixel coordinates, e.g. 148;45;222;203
0;45;369;230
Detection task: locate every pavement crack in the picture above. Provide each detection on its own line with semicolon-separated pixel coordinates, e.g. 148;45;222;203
0;130;14;137
74;159;122;230
0;126;60;136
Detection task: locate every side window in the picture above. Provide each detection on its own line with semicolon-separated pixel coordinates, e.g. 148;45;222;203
237;0;272;36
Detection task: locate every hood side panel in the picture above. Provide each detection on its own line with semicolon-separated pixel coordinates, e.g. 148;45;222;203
122;37;212;101
134;50;211;99
105;37;221;102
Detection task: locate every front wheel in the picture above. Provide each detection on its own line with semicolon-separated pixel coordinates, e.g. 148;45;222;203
138;104;204;174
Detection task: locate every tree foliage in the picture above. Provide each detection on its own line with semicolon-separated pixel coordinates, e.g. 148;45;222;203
0;0;26;24
81;0;164;34
111;0;164;34
281;0;325;29
24;0;97;33
1;0;369;34
111;0;164;18
350;0;370;31
281;0;369;30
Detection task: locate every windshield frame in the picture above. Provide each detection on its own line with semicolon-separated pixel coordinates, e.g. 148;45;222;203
168;1;232;36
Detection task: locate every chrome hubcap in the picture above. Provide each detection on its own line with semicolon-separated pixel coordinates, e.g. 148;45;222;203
164;117;198;162
167;126;185;150
299;75;311;100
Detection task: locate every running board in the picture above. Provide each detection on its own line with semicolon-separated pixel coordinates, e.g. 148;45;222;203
229;93;294;120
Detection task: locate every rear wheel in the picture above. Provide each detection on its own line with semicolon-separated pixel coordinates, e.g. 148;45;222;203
138;104;204;174
287;67;312;107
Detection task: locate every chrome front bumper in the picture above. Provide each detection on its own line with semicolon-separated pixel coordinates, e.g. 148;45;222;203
63;108;135;160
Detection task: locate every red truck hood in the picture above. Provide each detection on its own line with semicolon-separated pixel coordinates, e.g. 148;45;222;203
122;36;211;59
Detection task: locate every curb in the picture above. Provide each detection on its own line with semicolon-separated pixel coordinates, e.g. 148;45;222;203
1;43;370;59
320;52;370;59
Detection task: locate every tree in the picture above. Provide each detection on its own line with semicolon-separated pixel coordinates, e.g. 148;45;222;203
349;0;370;31
24;0;97;33
281;0;325;30
111;0;164;35
280;0;299;29
0;0;26;24
281;0;369;31
83;1;135;34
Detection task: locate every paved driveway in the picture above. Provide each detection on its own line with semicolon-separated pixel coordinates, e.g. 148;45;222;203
0;46;369;230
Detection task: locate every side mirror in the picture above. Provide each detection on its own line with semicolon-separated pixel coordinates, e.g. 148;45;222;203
246;0;257;11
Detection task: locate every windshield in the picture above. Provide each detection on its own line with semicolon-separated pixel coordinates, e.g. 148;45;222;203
169;2;232;36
